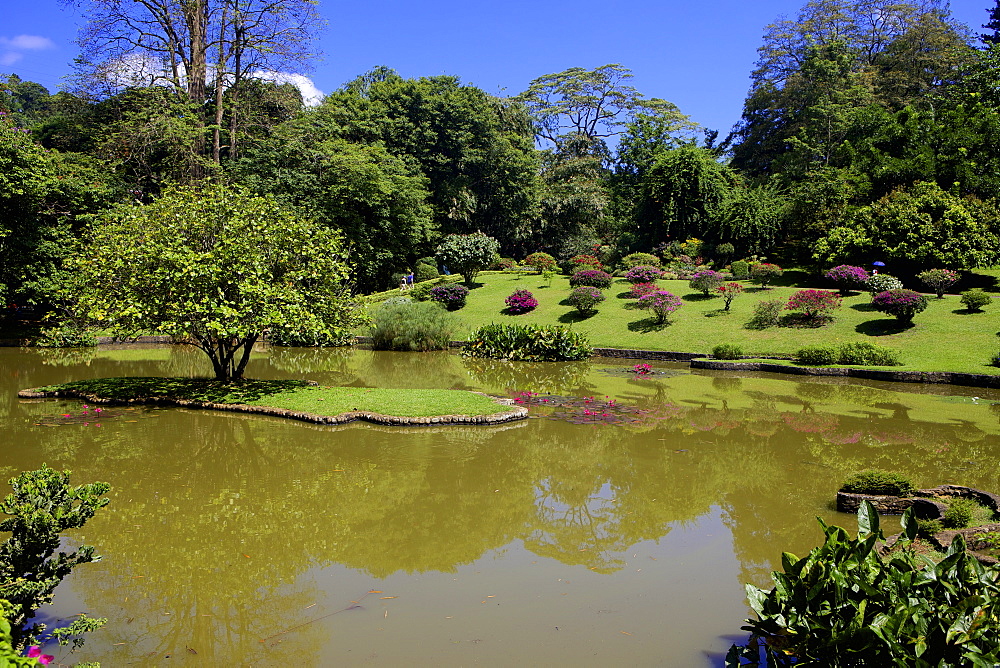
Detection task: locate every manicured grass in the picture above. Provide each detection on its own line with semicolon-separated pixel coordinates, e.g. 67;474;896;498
433;272;1000;375
35;377;510;417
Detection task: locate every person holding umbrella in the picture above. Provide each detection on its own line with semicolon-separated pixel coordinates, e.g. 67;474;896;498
872;261;885;275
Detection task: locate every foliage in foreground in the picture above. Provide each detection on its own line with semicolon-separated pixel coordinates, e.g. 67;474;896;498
728;502;1000;667
65;184;361;381
0;466;109;652
463;322;592;362
370;301;456;351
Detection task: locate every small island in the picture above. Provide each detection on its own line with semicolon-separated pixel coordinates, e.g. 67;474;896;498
18;377;527;426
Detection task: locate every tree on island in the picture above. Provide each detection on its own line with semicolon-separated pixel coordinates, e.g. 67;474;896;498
66;184;362;382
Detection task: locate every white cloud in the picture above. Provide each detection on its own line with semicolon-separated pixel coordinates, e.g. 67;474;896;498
253;71;324;107
0;34;55;68
0;35;56;51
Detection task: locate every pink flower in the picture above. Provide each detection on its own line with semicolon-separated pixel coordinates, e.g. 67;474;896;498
27;647;54;665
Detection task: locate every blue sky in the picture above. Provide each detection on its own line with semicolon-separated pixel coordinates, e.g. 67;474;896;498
0;0;989;136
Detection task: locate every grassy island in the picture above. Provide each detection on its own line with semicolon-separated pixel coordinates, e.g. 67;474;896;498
20;377;524;425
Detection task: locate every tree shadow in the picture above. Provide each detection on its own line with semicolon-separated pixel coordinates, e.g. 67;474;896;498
557;310;596;323
769;269;811;287
682;292;716;302
952;308;985;315
849;302;877;312
627;317;672;333
855;319;915;336
704;309;733;318
615;290;635;299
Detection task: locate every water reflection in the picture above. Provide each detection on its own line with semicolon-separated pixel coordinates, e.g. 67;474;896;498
2;346;1000;665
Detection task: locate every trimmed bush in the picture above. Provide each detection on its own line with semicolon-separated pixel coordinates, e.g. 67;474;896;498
637;290;683;324
493;257;519;271
463;323;592;361
414;261;439;283
872;289;928;322
712;343;743;360
567;286;605;315
624;265;663;284
620;252;660;269
370;301;455;351
745;299;784;329
991;351;1000;368
918;268;959;298
730;260;750;280
435;232;500;284
689;269;725;296
523;252;557;273
715;242;735;262
717;282;744;311
960;288;992;312
569;269;613;289
505;289;538;314
825;265;869;295
866;273;904;296
942;498;979;529
629;282;658;299
796;345;840;365
429;283;470;310
749;262;783;287
785;289;842;321
840;470;915;497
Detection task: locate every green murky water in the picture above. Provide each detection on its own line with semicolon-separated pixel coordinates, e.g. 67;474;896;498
3;345;1000;666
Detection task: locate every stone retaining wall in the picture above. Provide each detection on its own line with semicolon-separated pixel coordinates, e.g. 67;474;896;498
17;387;528;427
693;359;1000;389
837;485;1000;516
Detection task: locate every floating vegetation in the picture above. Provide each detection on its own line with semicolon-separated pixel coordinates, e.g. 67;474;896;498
598;364;683;379
511;391;654;425
33;404;158;427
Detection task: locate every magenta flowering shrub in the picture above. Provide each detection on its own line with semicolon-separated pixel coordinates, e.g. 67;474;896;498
505;289;538;314
567;286;605;314
871;289;928;322
689;269;725;296
638;290;683;323
786;289;842;321
629;282;658;299
624;265;663;284
429;283;470;310
569;269;613;289
750;262;784;288
825;265;870;295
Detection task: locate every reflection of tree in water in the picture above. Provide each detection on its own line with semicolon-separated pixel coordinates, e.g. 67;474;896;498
354;350;470;389
462;357;595;396
265;346;358;384
34;346;100;367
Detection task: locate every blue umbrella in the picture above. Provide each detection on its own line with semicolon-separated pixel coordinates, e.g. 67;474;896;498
873;261;886;267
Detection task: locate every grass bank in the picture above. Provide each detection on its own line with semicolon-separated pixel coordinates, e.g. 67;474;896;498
25;377;516;420
424;272;1000;375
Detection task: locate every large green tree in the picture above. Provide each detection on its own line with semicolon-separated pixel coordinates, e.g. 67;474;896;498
67;184;362;381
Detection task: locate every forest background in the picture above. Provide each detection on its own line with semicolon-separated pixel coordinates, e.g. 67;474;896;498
4;0;1000;302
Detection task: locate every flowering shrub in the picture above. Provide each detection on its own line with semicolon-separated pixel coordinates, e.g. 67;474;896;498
960;288;991;312
637;290;683;323
569;269;613;289
786;289;842;321
624;265;663;284
871;289;928;322
523;252;557;273
621;252;660;269
629;282;658;299
429;283;470;310
569;254;604;272
689;269;725;296
505;289;538;314
493;257;519;270
917;269;959;298
750;263;783;288
717;282;744;311
866;273;903;296
825;265;870;295
567;286;605;314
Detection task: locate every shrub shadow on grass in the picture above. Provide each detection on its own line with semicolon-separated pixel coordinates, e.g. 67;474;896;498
682;293;715;302
627;317;672;333
770;269;811;287
557;310;596;323
855;319;914;336
501;307;533;316
615;290;635;299
850;302;878;312
952;308;985;315
781;313;834;329
704;309;732;318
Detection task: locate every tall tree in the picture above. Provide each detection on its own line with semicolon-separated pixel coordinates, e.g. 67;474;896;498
983;0;1000;45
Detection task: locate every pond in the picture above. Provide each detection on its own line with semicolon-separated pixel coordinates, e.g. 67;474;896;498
3;345;999;665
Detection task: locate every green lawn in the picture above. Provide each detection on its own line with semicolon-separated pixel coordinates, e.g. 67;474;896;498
33;377;511;418
436;272;1000;375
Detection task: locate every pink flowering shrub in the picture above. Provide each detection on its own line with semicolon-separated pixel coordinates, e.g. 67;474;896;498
786;289;842;321
624;265;663;284
637;290;683;323
567;286;605;314
429;283;470;310
917;268;959;298
629;282;658;299
750;262;783;288
689;269;725;296
569;269;613;289
825;265;870;295
872;289;928;321
505;289;538;314
717;282;744;310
